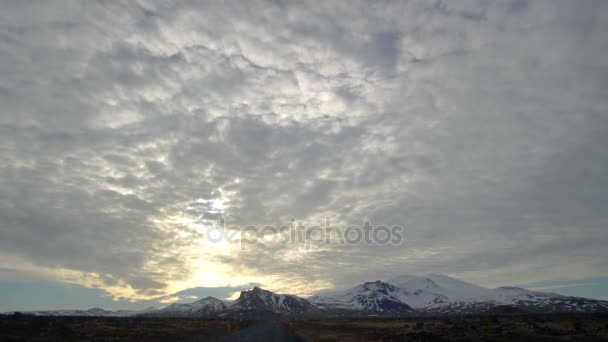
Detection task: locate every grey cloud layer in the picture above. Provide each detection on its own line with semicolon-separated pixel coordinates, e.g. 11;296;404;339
1;0;607;298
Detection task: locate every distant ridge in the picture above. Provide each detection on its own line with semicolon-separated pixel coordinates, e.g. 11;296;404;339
5;274;608;317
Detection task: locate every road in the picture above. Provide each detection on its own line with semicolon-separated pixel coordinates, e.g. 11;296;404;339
215;320;303;342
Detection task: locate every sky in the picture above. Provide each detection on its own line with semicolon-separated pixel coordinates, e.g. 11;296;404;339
1;0;608;311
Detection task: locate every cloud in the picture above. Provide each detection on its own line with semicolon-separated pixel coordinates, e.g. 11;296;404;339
529;282;598;292
0;0;607;304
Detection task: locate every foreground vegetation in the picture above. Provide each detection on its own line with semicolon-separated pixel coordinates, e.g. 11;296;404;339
2;313;608;341
0;315;255;341
286;314;608;341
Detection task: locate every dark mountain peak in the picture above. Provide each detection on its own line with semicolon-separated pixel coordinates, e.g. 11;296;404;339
230;287;318;315
361;280;399;294
238;286;269;300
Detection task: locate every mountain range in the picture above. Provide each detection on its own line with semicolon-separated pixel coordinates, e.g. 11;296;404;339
309;274;608;315
5;274;608;317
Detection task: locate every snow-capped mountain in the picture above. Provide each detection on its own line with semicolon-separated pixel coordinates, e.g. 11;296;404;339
385;273;499;310
155;296;227;317
310;281;414;313
310;274;608;315
389;274;497;303
308;275;481;313
228;286;317;315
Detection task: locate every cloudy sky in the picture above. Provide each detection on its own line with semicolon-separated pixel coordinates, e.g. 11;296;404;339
1;0;608;311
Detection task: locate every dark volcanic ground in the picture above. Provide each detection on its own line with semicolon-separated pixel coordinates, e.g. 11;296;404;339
287;314;608;341
2;313;608;341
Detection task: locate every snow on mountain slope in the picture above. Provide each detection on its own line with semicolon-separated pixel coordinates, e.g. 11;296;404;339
427;274;499;300
494;286;558;303
388;274;553;310
310;281;414;313
157;296;227;316
388;274;498;303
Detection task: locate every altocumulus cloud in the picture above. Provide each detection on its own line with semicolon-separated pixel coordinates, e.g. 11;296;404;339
0;0;608;302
